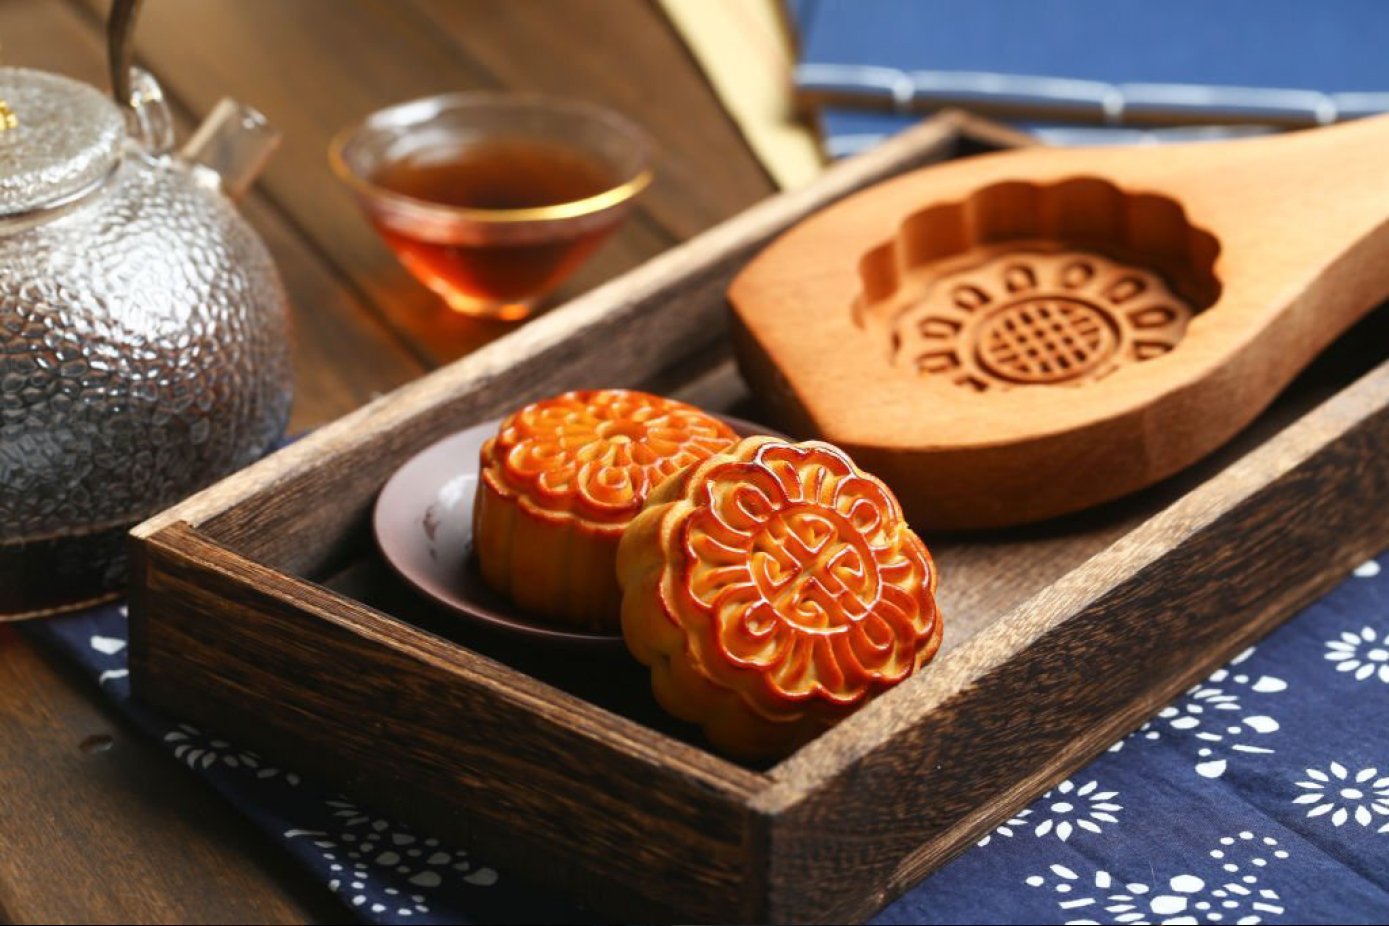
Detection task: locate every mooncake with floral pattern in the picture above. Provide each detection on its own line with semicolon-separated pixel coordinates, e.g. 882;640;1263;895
617;436;942;759
473;389;738;630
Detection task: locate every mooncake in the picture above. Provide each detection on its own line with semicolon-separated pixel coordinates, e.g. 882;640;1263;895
617;436;942;760
473;389;739;630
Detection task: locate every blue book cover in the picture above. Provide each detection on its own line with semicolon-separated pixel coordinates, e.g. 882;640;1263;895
791;0;1389;151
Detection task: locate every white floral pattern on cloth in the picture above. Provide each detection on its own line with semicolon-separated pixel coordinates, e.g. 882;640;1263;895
89;603;131;688
1025;831;1291;924
1324;627;1389;684
286;799;498;917
45;597;524;925
1110;647;1285;779
977;809;1032;847
164;723;301;784
978;780;1122;846
1292;762;1389;831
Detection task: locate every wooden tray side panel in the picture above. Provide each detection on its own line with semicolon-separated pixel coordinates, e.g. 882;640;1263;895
760;372;1389;924
132;524;767;922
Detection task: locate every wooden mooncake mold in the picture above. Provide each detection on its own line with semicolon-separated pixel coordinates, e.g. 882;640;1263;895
473;389;738;630
617;436;942;759
731;115;1389;529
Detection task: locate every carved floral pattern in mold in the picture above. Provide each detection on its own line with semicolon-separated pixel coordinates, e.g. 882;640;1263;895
893;249;1193;391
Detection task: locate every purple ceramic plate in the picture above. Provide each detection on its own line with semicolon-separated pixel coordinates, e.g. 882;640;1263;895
373;414;783;650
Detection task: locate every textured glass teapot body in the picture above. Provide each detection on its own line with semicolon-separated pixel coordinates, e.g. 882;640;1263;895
0;150;293;546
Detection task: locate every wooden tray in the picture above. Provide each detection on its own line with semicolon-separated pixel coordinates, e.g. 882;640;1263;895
129;113;1389;924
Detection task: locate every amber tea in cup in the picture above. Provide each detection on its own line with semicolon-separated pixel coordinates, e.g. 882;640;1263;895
332;93;653;321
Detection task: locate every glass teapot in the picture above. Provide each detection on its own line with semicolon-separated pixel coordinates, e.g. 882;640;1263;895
0;3;293;617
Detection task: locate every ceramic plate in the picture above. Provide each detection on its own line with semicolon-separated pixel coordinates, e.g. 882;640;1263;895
373;414;781;650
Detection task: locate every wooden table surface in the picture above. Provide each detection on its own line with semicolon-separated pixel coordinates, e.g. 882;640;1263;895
1;2;776;921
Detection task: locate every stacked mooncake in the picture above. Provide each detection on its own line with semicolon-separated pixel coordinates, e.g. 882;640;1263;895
473;388;943;760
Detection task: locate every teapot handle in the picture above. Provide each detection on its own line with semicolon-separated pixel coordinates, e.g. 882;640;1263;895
106;0;175;156
107;0;141;112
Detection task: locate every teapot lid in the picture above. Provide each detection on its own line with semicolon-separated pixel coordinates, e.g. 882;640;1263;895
0;67;125;217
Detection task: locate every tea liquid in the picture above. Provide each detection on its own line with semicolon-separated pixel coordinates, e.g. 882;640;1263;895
371;138;624;319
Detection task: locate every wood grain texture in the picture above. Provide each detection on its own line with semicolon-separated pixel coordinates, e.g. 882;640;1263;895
134;523;765;923
0;624;342;925
730;115;1389;528
130;111;1389;922
77;0;774;366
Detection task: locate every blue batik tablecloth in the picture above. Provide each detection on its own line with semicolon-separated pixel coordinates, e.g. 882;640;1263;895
25;549;1389;924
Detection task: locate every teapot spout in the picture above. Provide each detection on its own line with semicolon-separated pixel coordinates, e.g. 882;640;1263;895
181;98;281;201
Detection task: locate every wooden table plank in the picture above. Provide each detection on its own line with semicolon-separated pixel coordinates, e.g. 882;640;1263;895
0;1;423;922
75;0;776;366
403;0;778;236
0;626;343;925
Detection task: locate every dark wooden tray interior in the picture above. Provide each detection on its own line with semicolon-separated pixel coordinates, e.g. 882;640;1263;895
305;300;1389;768
179;117;1051;768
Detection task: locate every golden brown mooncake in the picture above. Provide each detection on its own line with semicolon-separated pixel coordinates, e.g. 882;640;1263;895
617;435;942;760
472;389;739;630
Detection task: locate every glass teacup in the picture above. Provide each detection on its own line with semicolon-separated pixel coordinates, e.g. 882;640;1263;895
331;92;653;322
